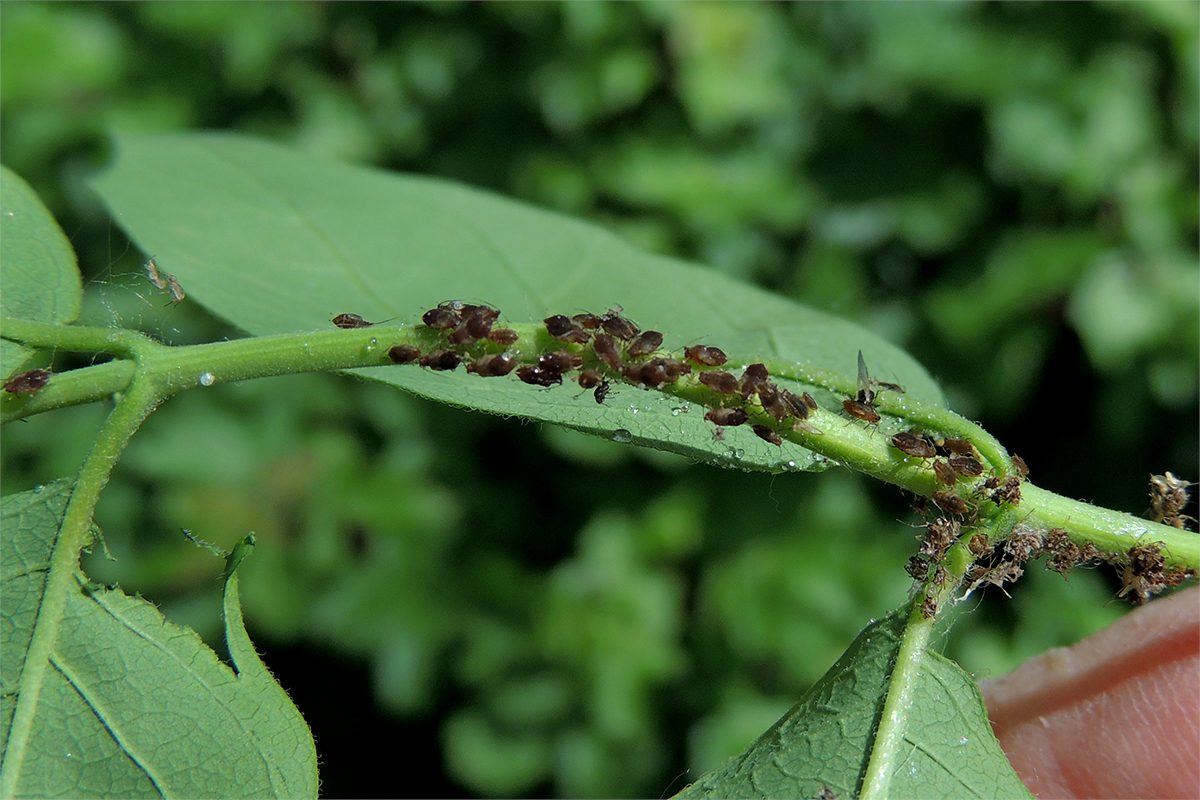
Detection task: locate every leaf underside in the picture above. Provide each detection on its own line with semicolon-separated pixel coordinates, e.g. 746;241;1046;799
93;132;945;473
0;484;318;798
0;165;83;378
676;608;1032;800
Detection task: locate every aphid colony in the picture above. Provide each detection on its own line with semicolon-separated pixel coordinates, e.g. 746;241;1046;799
355;301;845;448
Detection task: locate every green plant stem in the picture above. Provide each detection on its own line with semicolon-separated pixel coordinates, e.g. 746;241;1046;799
859;518;998;799
0;376;161;796
3;316;1196;573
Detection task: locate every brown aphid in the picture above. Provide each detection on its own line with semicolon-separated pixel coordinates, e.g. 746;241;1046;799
968;533;990;556
932;566;949;586
920;594;939;619
782;390;810;420
940;438;975;456
516;365;562;387
801;392;819;411
752;424;782;446
332;312;373;329
932;459;957;485
539;351;584;373
1011;454;1029;479
932;490;969;516
705;407;748;427
626;330;664;358
467;352;517;377
572;312;602;330
843;398;881;425
488;327;519;345
387;344;421;364
600;306;639;340
578;370;613;403
625;359;665;388
740;363;769;399
892;431;936;459
544;315;574;336
419;350;461;371
817;787;838;800
463;304;501;339
699;370;739;394
422;306;460;330
990;476;1022;506
684;345;727;367
906;555;930;580
592;334;622;371
3;368;51;395
758;383;790;423
660;358;692;381
948;454;984;477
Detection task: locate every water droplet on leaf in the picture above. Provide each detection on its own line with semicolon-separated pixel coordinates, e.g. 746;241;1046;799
198;372;215;386
611;429;632;443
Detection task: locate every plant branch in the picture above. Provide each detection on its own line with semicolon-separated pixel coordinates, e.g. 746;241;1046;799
3;315;1195;574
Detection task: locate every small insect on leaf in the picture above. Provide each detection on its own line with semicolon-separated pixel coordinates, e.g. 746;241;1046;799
683;345;727;367
932;490;969;516
843;398;880;425
892;430;936;459
144;257;168;290
932;459;957;485
332;313;373;329
3;368;51;395
387;344;421;364
740;363;769;399
599;306;639;340
948;454;984;477
698;370;739;394
422;306;460;330
467;352;518;377
752;424;782;446
940;437;975;456
419;350;461;371
626;330;664;358
488;327;519;345
1011;453;1030;479
165;274;186;304
705;407;748;427
592;333;622;371
516;365;562;387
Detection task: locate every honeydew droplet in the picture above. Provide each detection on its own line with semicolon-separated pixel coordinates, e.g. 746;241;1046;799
611;429;632;443
198;371;216;386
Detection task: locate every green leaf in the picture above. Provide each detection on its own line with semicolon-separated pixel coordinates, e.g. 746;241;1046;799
92;132;943;472
676;607;1031;800
0;166;83;378
0;483;317;798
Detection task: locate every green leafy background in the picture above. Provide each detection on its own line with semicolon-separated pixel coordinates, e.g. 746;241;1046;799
1;3;1196;797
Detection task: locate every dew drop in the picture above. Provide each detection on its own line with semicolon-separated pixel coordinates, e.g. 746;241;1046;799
627;404;640;415
670;404;689;417
364;337;380;354
958;737;968;746
787;460;797;469
198;371;216;386
733;448;745;460
33;484;44;493
611;428;632;443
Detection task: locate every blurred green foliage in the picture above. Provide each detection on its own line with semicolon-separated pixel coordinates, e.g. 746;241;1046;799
2;2;1196;797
